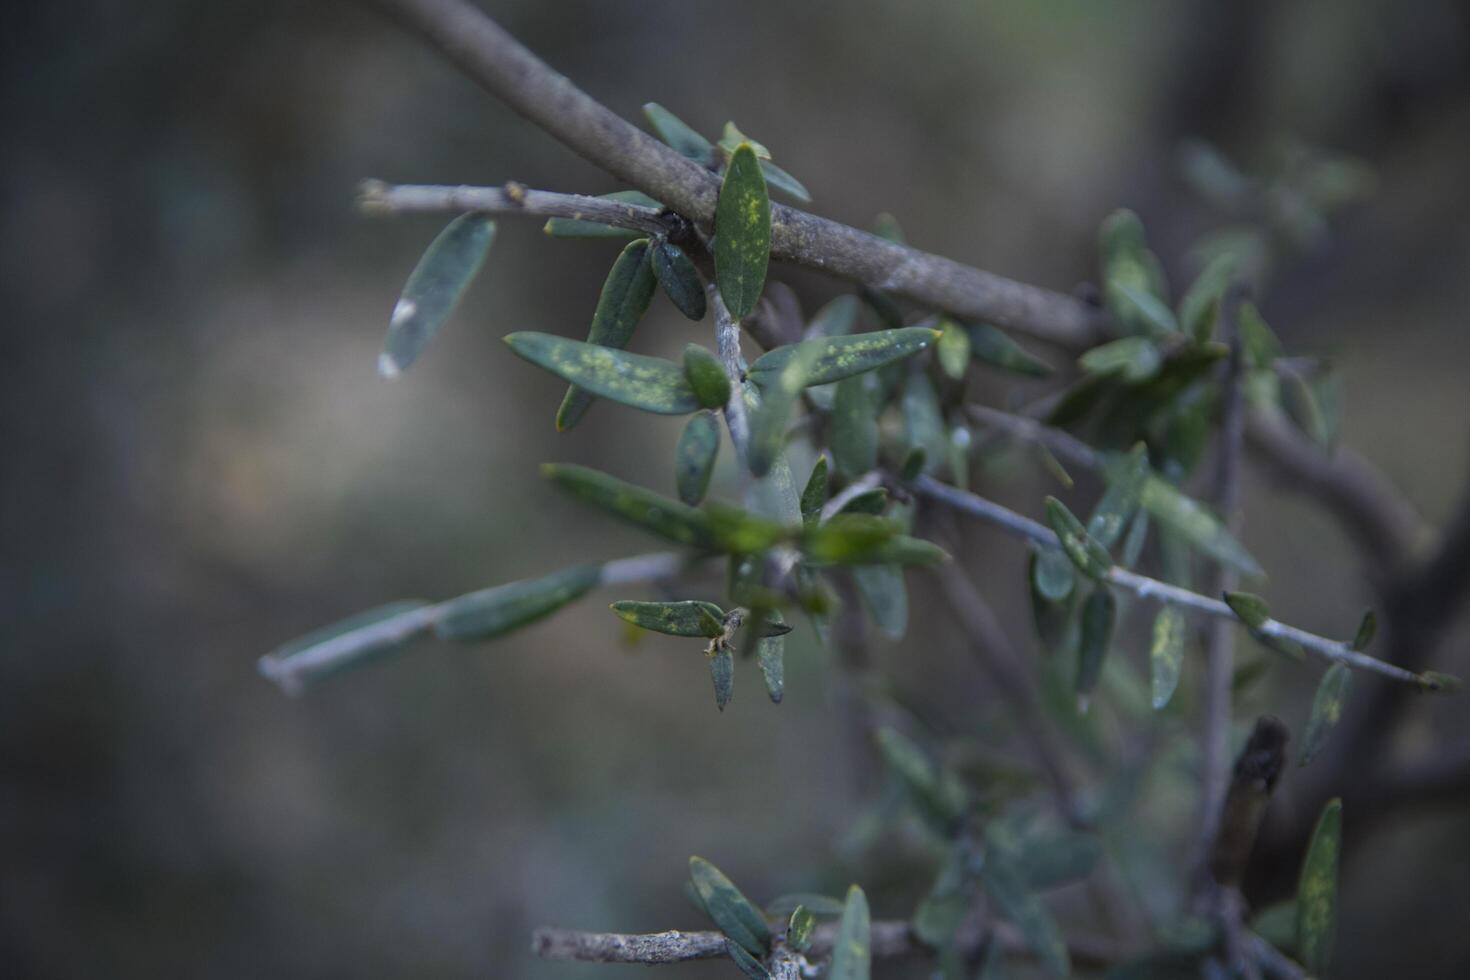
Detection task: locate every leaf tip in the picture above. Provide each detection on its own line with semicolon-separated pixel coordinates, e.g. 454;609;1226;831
377;351;403;380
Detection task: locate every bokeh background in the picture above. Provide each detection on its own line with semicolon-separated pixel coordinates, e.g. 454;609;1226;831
4;0;1469;977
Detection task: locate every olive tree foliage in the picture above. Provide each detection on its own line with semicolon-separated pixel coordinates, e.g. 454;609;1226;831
258;1;1470;977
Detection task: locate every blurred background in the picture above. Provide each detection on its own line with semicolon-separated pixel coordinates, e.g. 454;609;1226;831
4;0;1469;976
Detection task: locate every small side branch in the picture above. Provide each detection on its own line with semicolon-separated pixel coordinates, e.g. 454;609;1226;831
358;180;672;236
912;476;1433;687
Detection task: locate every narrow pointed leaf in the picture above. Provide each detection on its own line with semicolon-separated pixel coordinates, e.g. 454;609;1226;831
1076;588;1116;709
381;214;495;377
829;886;871;980
556;238;659;429
1112;283;1180;338
689;857;772;955
433;564;602;641
1350;610;1377;651
508;333;700;416
260;600;432;694
1299;664;1352;767
727;941;772;980
651;239;706;320
1150;605;1186;710
1087;444;1149;549
1044;497;1113;579
714;144;770;320
1139;475;1263;577
760;159;812;203
937;319;972;379
683;343;732;409
787;905;816;953
874;727;966;827
643;103;714;163
1224;591;1271;629
718;122;771;160
543;189;661;238
979;848;1070;977
542;463;719;550
611;599;726;638
709;644;734;710
839;488;888;516
1079;336;1162;383
757;610;786;703
748;339;820;477
749;327;939;387
832;373;881;478
967;321;1053;376
902;371;947;476
1178;252;1236;342
675;410;721;505
800;456;828;526
853;564;908;639
1296;798;1342;975
1032;547;1077;602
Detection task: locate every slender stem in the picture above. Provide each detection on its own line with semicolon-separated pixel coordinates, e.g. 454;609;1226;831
258;551;685;694
358;180;672;236
1196;285;1248;879
912;476;1429;685
709;285;752;462
819;470;885;522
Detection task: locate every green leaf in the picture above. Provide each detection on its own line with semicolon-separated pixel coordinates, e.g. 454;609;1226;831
839;488;889;516
800;456;829;526
1299;664;1352;767
507;333;700;416
610;599;726;638
543;189;660;238
1032;547;1077;602
260;600;432;693
806;295;860;338
1076;588;1116;710
556;238;659;430
873;212;905;243
651;239;706;320
1239;301;1284;371
1224;591;1271;629
676;410;721;505
1251;900;1298;953
688;857;773;955
767;893;846;917
683;343;732;410
937;318;972;379
1419;670;1463;693
1139;476;1263;577
787;905;816;953
966;321;1053;377
542;463;720;550
831;373;881;478
757;610;787;704
714;144;771;320
899;447;927;482
1150;605;1186;710
902;371;948;477
703;503;790;554
749;328;939;387
1350;610;1377;651
874;727;966;828
1281;370;1332;449
1079;336;1163;383
434;564;602;641
747;337;821;477
1111;283;1180;338
853;564;908;639
1088;444;1149;549
718;122;771;160
1044;497;1113;580
381;214;495;377
1013;832;1103;890
726;941;772;980
979;847;1070;977
1296;798;1342;975
802;515;946;566
913;840;974;948
829;886;871;980
709;643;735;710
642;103;714;163
1177;252;1236;342
760;159;812;203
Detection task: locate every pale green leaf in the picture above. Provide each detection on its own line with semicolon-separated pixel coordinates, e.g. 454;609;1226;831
381;214;495;376
507;332;701;416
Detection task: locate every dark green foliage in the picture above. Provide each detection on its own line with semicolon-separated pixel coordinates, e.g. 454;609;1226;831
1296;798;1342;974
714;143;771;319
610;599;725;637
829;886;871;980
1045;497;1113;579
689;857;772;955
381;214;495;376
675;410;721;504
651;239;706;319
556;238;660;430
1299;664;1351;766
434;564;602;641
683;343;732;409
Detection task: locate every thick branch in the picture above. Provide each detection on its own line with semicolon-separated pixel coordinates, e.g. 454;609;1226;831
365;0;1100;345
912;476;1434;686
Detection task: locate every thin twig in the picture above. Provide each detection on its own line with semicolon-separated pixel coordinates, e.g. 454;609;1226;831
912;476;1431;686
357;180;672;236
709;284;752;462
531;919;1120;968
258;551;685;694
1196;284;1249;881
